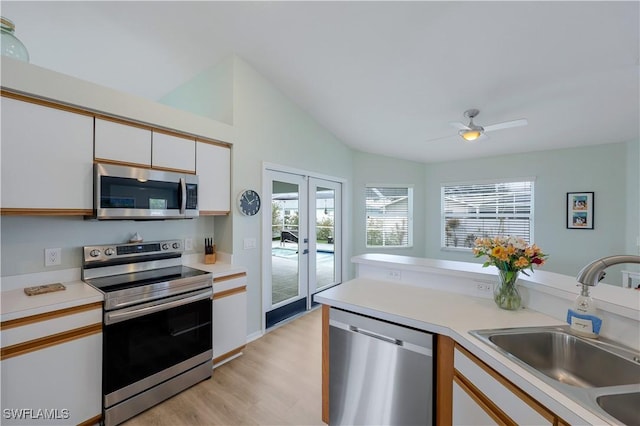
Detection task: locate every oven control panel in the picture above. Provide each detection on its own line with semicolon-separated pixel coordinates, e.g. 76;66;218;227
83;239;183;264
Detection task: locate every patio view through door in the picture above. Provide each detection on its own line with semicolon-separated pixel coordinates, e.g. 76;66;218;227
263;168;342;329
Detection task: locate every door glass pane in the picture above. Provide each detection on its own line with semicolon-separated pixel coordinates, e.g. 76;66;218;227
316;186;335;288
271;180;300;305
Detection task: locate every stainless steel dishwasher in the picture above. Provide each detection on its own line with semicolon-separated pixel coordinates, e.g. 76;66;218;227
329;307;434;425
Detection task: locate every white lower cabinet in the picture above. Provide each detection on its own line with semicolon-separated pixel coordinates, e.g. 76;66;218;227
453;345;556;426
453;378;497;425
212;273;247;366
1;334;102;425
0;304;102;425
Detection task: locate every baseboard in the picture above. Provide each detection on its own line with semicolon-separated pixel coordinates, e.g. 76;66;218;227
246;330;263;343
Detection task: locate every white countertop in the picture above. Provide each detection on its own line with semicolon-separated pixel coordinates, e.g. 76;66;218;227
183;257;247;279
0;280;103;323
1;256;245;322
353;253;640;320
315;277;617;425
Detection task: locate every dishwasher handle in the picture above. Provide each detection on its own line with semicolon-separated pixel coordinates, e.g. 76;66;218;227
331;318;433;357
350;325;402;346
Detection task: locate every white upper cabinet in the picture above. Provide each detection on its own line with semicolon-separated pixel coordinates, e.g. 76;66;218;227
196;142;231;213
0;96;94;212
94;118;151;166
152;131;196;173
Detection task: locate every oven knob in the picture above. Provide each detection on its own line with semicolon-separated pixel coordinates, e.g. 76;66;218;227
162;243;169;250
89;249;101;257
172;242;180;249
104;248;115;256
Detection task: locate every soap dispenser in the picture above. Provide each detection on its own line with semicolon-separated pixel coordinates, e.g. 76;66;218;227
566;283;602;338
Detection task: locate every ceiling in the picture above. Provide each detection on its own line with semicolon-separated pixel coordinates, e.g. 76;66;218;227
2;1;639;164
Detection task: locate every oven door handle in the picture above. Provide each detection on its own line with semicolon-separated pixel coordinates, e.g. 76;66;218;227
105;289;212;325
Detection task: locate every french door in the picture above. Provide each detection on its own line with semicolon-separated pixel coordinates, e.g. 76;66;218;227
263;168;342;329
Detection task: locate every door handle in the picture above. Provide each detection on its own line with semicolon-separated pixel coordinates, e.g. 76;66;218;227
179;177;187;214
303;249;309;255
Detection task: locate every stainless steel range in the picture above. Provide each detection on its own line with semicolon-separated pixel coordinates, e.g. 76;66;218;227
82;240;213;426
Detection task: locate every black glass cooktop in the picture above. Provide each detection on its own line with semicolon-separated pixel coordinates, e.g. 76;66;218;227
85;266;209;293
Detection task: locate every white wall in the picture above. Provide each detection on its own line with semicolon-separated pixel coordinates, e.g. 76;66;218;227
159;55;234;125
424;141;638;285
162;56;355;335
230;57;354;334
351;150;427;262
0;216;214;276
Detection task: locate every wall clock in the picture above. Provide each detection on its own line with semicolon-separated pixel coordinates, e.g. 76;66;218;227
237;189;261;216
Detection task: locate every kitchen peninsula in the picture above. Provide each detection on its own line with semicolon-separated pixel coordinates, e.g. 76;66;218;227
315;254;640;425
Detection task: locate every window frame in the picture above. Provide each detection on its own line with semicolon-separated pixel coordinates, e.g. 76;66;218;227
440;177;535;251
365;184;414;249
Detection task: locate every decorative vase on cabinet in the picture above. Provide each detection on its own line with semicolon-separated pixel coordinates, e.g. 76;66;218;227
1;17;29;62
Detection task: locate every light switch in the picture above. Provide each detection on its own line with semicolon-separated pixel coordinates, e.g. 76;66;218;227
244;238;257;250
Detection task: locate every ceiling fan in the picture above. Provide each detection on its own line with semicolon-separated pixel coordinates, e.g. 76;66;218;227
449;109;528;142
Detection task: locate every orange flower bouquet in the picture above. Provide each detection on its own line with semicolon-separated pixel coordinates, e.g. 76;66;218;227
473;236;548;310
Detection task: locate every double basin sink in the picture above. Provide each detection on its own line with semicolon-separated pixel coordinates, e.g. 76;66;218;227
470;326;640;425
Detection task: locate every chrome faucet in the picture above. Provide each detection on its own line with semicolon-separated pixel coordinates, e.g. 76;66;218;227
576;255;640;286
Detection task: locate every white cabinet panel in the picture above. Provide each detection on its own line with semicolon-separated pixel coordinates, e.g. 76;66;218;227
452;379;497;425
152;132;195;172
213;290;247;364
95;118;151;166
212;274;247;366
0;334;102;425
196;142;231;213
1;97;93;210
454;347;553;425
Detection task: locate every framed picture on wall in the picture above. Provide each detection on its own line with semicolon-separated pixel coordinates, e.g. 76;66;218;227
567;192;594;229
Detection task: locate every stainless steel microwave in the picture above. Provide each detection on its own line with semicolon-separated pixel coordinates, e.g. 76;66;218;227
94;163;198;220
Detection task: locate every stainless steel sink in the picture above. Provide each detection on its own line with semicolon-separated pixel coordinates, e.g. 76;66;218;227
471;325;640;425
597;392;640;426
485;329;640;387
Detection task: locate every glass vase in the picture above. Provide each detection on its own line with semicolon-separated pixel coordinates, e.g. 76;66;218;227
1;17;29;62
494;270;522;310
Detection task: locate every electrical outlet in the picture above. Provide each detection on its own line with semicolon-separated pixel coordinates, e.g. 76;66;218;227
475;282;492;292
185;238;193;251
387;269;401;280
45;248;61;266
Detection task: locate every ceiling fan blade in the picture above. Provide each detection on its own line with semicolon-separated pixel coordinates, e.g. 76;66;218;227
483;118;528;132
425;134;456;143
449;121;470;130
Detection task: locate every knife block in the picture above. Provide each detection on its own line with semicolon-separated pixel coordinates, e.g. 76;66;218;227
204;253;216;264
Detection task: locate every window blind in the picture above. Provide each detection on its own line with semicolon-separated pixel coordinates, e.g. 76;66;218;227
441;180;534;249
366;186;413;247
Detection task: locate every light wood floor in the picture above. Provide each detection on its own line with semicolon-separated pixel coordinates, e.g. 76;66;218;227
123;308;324;426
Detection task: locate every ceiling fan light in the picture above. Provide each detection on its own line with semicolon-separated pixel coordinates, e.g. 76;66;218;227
460;129;482;141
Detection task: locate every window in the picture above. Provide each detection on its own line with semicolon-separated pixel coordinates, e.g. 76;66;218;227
366;186;413;248
441;179;534;249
